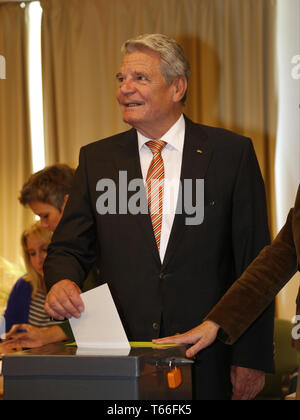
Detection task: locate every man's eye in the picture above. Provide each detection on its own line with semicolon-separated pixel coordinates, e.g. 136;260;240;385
137;75;147;81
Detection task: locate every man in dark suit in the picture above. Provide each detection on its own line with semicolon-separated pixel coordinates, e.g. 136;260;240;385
44;34;274;400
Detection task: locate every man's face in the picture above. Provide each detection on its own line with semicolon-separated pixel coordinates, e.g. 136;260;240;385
116;49;181;139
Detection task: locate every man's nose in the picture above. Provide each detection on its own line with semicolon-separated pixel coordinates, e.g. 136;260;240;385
41;219;49;229
119;78;136;94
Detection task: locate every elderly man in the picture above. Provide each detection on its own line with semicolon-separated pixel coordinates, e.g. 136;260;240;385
43;34;274;400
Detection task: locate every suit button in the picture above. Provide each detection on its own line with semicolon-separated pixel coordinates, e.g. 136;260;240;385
152;322;160;331
159;272;165;280
209;200;215;206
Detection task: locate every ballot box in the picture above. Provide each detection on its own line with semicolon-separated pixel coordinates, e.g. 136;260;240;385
2;343;193;400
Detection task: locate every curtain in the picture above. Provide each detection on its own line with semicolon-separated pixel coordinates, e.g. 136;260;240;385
41;0;277;235
0;3;34;311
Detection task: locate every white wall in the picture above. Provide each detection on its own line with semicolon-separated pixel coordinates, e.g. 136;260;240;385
275;0;300;321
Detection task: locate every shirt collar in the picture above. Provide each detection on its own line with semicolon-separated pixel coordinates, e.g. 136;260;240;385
137;114;185;153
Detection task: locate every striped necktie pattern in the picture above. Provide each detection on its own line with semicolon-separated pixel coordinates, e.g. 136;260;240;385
146;140;167;250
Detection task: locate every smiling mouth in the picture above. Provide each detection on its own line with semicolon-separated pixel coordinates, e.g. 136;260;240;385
125;103;143;107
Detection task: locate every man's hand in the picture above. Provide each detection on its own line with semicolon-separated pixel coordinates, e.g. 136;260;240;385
3;324;68;349
231;366;265;400
44;279;84;320
152;321;265;400
152;320;220;358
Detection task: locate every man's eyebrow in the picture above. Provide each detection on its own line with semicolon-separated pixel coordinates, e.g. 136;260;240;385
116;71;149;79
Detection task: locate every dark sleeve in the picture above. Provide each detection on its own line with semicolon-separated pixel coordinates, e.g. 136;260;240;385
3;277;32;332
44;147;97;291
229;139;275;373
205;209;297;344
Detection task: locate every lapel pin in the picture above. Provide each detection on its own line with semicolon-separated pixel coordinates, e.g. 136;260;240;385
196;149;203;154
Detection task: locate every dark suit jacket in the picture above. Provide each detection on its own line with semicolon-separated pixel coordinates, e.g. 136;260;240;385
44;116;274;399
207;184;300;346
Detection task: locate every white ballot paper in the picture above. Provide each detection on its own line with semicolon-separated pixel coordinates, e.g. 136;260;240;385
69;283;130;354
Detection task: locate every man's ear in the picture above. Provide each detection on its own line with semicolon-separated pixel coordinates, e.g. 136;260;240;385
60;194;69;213
172;76;188;103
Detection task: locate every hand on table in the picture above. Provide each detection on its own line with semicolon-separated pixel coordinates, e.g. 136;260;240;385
152;320;220;358
0;341;21;354
3;324;68;349
152;320;265;400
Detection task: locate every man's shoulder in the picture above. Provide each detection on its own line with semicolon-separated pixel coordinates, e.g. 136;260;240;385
186;117;253;149
81;128;136;154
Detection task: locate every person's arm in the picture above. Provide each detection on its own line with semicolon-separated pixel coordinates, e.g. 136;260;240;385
205;208;297;344
3;277;32;333
154;207;297;350
44;147;97;319
3;324;68;349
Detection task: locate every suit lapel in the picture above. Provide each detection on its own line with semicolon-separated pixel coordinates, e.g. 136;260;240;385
115;128;141;182
116;129;161;265
162;116;213;269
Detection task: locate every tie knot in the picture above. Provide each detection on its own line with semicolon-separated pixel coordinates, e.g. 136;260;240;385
146;140;167;155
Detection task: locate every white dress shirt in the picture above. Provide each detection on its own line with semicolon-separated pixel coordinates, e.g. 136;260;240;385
137;114;186;263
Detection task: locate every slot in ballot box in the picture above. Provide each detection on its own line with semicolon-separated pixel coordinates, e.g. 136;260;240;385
2;343;193;400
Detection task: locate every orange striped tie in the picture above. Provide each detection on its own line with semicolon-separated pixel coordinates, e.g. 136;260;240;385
146;140;167;250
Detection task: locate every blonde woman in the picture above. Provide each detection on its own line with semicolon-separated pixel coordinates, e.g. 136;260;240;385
2;222;67;347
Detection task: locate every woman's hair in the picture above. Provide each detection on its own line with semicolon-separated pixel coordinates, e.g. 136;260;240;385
121;33;190;105
19;164;75;210
21;221;52;298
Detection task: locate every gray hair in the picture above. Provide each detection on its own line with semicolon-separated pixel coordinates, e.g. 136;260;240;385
121;34;190;105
